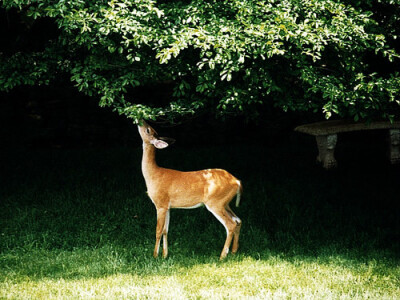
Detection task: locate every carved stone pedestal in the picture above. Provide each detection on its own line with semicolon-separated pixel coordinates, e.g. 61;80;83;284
316;134;338;169
389;129;400;164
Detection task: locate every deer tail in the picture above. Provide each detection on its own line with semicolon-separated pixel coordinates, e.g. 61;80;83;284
235;180;242;207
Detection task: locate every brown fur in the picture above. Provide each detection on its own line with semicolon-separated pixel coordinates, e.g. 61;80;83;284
138;120;242;260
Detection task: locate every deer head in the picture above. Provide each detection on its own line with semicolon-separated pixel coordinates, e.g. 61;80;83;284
137;120;175;149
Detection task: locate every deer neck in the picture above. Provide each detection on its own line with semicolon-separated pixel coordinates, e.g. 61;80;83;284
141;143;160;181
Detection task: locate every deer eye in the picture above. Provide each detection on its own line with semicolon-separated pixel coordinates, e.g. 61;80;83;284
146;128;151;135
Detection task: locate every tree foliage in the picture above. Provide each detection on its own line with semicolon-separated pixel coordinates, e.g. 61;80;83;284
1;0;399;123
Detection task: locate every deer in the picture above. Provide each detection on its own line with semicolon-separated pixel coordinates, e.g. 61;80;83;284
137;120;242;260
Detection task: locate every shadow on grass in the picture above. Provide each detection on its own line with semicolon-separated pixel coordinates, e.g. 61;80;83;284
0;139;399;283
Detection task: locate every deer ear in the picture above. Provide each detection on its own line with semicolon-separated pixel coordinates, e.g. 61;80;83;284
151;139;169;149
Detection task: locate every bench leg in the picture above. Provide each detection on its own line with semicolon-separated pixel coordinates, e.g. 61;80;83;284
389;129;400;164
316;134;338;169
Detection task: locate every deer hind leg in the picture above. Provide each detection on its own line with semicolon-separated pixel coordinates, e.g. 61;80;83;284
226;205;241;254
206;204;238;260
154;208;168;258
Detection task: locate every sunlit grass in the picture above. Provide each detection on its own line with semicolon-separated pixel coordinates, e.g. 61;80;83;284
1;250;399;299
1;142;399;299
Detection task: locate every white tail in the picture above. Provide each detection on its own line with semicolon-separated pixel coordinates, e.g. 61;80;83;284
236;181;242;207
137;120;242;260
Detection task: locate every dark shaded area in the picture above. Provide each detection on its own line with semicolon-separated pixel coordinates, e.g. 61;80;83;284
0;134;399;281
0;8;59;54
0;85;134;148
0;80;397;174
0;82;317;149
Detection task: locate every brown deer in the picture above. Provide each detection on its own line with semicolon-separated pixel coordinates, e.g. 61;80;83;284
137;120;242;260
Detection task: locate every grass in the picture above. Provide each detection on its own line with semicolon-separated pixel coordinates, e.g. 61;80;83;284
1;134;400;299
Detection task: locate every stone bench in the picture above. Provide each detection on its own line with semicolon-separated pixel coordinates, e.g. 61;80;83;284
295;120;400;169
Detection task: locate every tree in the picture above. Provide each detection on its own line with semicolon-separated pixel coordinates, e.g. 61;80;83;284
1;0;399;123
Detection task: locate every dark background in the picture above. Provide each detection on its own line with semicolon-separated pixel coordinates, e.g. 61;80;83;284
0;82;312;149
0;80;394;180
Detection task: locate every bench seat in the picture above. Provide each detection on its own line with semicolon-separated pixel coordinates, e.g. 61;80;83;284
295;120;400;169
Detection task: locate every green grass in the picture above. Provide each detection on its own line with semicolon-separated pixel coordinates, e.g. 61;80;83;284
1;137;400;299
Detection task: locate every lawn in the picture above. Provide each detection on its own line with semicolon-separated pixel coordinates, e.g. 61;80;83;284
1;133;399;299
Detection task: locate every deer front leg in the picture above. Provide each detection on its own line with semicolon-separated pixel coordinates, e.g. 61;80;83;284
154;208;168;258
162;210;170;258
